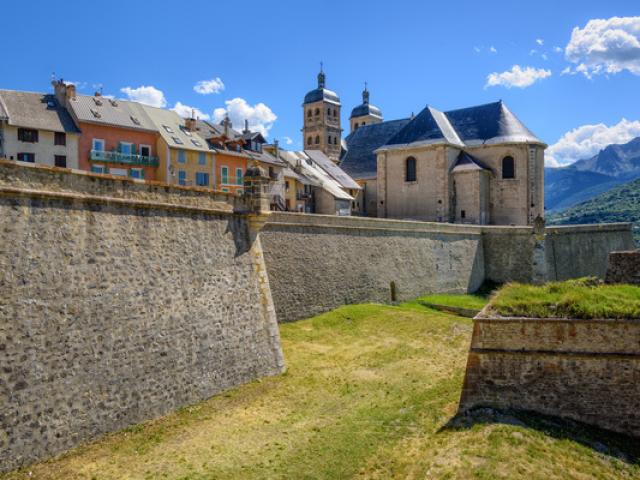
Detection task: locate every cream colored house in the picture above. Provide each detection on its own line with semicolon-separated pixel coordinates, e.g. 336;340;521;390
0;90;80;168
141;106;215;188
342;101;546;225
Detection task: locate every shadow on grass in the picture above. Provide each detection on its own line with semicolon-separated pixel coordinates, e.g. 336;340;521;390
440;407;640;466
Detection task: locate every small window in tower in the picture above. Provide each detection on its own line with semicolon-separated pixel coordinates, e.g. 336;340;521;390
502;156;515;179
327;108;332;117
308;109;312;117
315;108;319;116
333;109;337;117
307;136;312;146
315;136;320;144
334;137;338;145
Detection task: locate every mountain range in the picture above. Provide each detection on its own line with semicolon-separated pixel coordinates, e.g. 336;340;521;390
545;136;640;212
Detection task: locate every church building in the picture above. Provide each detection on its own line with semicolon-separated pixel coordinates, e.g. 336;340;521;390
300;68;546;225
340;97;546;225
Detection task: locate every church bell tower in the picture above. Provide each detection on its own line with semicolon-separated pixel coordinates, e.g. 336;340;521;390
302;65;342;163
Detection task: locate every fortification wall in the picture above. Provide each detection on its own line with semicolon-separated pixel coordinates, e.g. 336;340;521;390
479;227;537;284
0;161;284;472
545;224;635;281
459;316;640;437
260;213;486;322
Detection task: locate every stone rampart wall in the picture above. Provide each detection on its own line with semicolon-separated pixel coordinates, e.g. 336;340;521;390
261;212;486;322
545;224;635;281
0;161;284;472
459;316;640;437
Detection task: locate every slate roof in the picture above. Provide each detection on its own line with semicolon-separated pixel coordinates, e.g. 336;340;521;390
340;118;411;179
445;101;542;146
142;105;211;152
385;106;463;147
303;88;341;105
67;94;156;132
350;103;382;119
0;90;79;133
450;151;492;173
305;149;361;190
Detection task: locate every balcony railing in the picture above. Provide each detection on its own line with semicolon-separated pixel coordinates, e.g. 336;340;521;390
89;150;159;167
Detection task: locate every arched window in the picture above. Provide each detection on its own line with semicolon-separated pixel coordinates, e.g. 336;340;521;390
327;108;332;117
307;109;312;118
315;135;320;144
307;136;312;146
405;156;417;182
315;108;320;116
502;156;515;179
334;136;338;145
333;109;338;118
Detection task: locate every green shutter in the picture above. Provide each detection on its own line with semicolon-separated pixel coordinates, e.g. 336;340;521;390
131;144;137;155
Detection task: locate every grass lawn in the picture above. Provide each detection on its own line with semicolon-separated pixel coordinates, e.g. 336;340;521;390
408;293;489;311
3;299;639;479
487;278;640;319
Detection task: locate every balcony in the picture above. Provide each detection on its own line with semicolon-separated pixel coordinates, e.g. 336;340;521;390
89;150;159;167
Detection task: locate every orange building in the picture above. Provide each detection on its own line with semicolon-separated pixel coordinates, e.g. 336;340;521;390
195;118;250;194
53;80;159;179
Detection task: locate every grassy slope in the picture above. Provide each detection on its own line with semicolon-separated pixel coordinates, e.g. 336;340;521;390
3;300;639;480
488;279;640;319
547;176;640;244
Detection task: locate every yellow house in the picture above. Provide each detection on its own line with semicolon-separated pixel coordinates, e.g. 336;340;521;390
142;106;215;188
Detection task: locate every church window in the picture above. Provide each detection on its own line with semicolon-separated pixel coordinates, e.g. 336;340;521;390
405;157;417;182
334;137;338;145
315;135;320;144
315;108;320;116
327;108;332;117
307;109;312;117
307;136;312;146
333;109;337;117
502;156;515;179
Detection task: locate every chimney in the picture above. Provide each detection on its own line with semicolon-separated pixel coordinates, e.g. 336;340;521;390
94;90;102;97
243;119;249;134
184;109;197;132
52;78;75;105
223;116;230;138
274;139;279;159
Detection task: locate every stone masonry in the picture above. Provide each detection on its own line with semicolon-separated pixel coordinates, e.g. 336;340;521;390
459;314;640;437
605;250;640;285
0;160;284;472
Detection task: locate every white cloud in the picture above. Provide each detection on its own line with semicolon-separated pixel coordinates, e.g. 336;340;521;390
485;65;552;89
546;118;640;167
541;53;548;61
529;49;538;56
473;46;481;53
193;77;225;95
171;101;210;120
120;85;167;107
560;66;573;76
212;97;277;137
554;46;563;53
536;38;544;46
565;16;640;77
489;46;498;53
284;136;293;145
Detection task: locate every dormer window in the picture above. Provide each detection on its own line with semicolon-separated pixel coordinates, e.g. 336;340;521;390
90;108;101;118
172;136;184;145
163;125;174;134
191;139;202;147
93;97;103;106
109;99;118;107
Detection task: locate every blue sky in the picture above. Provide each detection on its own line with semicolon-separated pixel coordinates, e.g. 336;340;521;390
3;0;639;166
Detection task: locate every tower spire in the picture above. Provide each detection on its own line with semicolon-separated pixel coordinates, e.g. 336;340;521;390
362;81;369;104
317;61;326;89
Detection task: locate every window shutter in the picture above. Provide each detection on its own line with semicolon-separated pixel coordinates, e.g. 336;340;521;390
131;144;137;155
